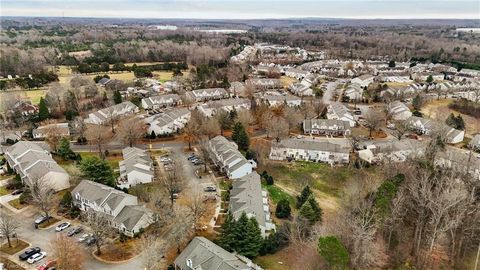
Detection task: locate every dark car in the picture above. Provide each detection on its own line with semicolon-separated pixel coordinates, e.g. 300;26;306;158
66;227;83;237
203;186;217;192
18;247;41;261
85;236;97;246
11;189;23;195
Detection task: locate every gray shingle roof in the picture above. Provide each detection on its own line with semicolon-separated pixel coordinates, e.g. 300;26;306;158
275;138;350;153
113;205;151;231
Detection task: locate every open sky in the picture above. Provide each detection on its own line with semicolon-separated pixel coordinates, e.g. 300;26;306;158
1;0;479;19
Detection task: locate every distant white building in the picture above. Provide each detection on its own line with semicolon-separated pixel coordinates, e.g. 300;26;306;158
186;88;228;102
351;74;375;87
387;101;412;121
258;93;302;107
343;83;363;101
33;123;70;139
358;139;426;164
197;98;250;117
141;94;181;110
145;108;190;135
303;119;351;136
118;147;154;189
285;68;310;80
246;78;282;91
289;82;314;96
208;136;253;179
85;102;139;125
326;103;355;127
407;116;464;144
269;138;350;165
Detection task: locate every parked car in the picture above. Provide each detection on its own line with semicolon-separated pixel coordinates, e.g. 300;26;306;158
19;247;41;261
11;189;23;195
37;260;56;270
169;193;179;200
193;160;204;165
55;222;71;232
85;236;97;246
27;252;47;264
77;233;92;243
203;186;217;192
66;227;83;237
34;216;50;225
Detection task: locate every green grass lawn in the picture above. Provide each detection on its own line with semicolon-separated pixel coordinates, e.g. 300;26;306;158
254;254;290;270
79;152;122;169
262;184;294;205
0;186;9;196
264;161;354;198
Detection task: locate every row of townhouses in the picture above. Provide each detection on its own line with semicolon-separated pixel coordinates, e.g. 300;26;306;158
303;119;351;136
407;116;465;144
145;108;191;135
141;94;181;110
208;136;253;179
186;88;229;102
85;101;139;125
326;102;356;127
118;147;154;189
72;180;154;237
387;101;412;121
32;123;70;139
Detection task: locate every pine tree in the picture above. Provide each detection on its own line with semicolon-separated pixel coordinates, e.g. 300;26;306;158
299;195;322;224
113;90;122;104
217;213;236;252
57;137;74;160
235;213;263;258
296;185;312;208
275;199;291;218
231;122;249;152
150;130;156;139
38;97;50;121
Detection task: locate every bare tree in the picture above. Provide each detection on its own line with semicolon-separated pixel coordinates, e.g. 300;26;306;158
391;120;410;141
162;160;185;208
43;123;64;152
364;108;385;138
104;109;119;134
51;234;86;270
284;107;303;133
312;99;326;118
267;116;289;142
0;210;20;248
83;211;110;255
187;188;207;230
184;121;200;150
138;235;165;270
85;124;110;159
197;138;210;173
117;117;147;147
236;109;254;129
29;178;55;219
199;117;220;139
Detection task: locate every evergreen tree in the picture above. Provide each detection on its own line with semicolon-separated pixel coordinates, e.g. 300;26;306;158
150;130;156;139
113;90;122;104
231;122;249;152
235;213;263;258
299;195;322;224
57;137;75;160
317;236;350;270
426;75;434;84
217;213;237;252
296;185;312;208
275;199;291;218
102;91;108;101
79;156;115;186
37;97;50;121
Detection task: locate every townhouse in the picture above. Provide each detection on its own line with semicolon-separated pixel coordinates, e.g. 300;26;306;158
303;119;351;136
145;108;190;135
208;136;253;179
257;93;302;107
326;102;356;127
351;74;375;87
407;116;465;144
186;88;229;102
289;82;314;96
387;101;412;121
469;134;480;151
229;81;247;97
358;139;426;164
118;147;154;189
230;172;276;236
4;141;70;191
246;78;282;91
141;94;181;110
85;101;139;125
198;98;250;117
175;237;262;270
343;83;364;101
71;180;153;237
32;123;70;139
412;72;444;82
269;138;350;164
284;67;310;80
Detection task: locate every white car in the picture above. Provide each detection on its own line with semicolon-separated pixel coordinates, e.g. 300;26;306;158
77;233;92;243
55;222;71;232
27;251;47;264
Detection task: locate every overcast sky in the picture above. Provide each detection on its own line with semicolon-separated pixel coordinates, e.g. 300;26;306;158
1;0;479;19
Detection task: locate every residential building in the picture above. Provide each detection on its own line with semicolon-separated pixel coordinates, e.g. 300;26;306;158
186;88;228;102
246;78;282;91
145;108;190;135
229;81;247;97
343;83;363;101
4;141;69;191
208;136;253;179
141;94;181;110
351;74;375;87
174;237;261;270
85;101;139;125
387;101;412;121
303;119;351;136
289;82;314;96
358;139;426;164
407;116;464;144
118;147;154;189
198;98;250;117
326;103;355;127
285;67;310;79
230;172;276;236
269;138;350;164
32;123;70;139
71;180;153;237
469;134;480;151
435;148;480;180
258;93;302;107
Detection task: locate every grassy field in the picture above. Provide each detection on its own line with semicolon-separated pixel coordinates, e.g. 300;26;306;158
262;183;295;205
0;89;46;108
0;186;9;196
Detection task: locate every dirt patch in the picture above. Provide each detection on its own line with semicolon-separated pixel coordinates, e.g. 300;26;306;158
96;239;138;262
8;198;28;210
0;239;29;255
38;217;60;229
0;256;25;270
422;99;480;137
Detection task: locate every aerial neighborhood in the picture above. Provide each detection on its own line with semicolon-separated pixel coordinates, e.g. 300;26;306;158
0;14;479;270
